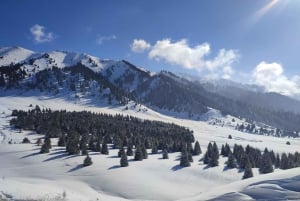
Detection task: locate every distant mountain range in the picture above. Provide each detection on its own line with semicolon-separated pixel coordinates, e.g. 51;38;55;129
1;46;300;131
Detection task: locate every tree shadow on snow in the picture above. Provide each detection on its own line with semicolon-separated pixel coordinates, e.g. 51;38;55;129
43;153;68;162
20;152;40;159
68;164;84;172
107;155;119;159
171;164;184;171
108;165;121;170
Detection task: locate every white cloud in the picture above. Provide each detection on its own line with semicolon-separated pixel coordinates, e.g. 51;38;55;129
96;35;117;45
253;61;300;97
222;66;234;79
145;38;238;73
30;24;54;43
131;39;151;53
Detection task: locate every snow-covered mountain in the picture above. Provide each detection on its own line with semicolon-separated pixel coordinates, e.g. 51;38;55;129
2;46;300;132
1;46;300;201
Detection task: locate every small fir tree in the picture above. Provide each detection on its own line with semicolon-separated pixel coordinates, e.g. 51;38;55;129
193;141;202;155
243;157;253;179
118;147;125;157
83;154;93;166
180;144;191;167
226;152;237;168
134;145;143;161
162;149;169;159
120;152;129;167
126;144;134;156
101;143;109;155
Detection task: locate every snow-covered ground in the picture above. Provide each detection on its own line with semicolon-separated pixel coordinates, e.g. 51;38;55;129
0;95;299;201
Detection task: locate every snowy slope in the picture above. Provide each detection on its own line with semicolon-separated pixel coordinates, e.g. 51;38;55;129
0;47;37;66
0;96;299;201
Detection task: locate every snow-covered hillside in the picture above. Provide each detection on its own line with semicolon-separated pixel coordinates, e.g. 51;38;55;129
0;96;299;201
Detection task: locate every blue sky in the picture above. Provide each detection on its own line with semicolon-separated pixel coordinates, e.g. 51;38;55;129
1;0;300;94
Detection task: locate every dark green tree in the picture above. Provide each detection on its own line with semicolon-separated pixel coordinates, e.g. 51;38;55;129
83;154;93;166
180;144;190;167
58;135;66;147
162;149;169;159
118;147;125;158
193;141;202;155
134;145;143;161
101;143;109;155
120;152;129;167
126;144;134;156
243;157;253;179
259;151;274;174
226;152;237;168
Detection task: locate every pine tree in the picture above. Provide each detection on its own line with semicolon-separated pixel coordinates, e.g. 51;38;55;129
193;141;202;155
280;153;289;170
275;153;281;168
66;133;80;155
83;154;93;166
58;135;66;147
142;144;148;159
40;143;50;153
134;145;143;161
81;142;88;155
151;145;158;154
259;151;274;174
243;157;253;179
44;137;52;149
224;143;231;157
226;152;237;168
95;139;101;152
203;151;210;164
180;144;190;167
126;144;134;156
221;144;225;156
101;143;109;155
209;142;219;167
162;149;169;159
120;152;129;167
118;147;125;157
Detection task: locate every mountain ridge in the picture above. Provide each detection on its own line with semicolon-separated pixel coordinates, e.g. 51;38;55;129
1;46;300;132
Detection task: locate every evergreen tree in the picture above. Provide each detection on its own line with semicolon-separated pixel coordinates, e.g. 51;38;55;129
226;152;237;168
188;151;193;162
151;144;158;154
180;144;190;167
118;147;125;157
83;154;93;166
126;144;134;156
287;153;295;169
95;139;101;152
66;132;80;155
209;142;219;167
134;145;143;161
81;142;88;155
22;137;30;144
280;153;289;170
162;149;169;159
221;144;225;156
142;144;148;159
58;135;66;147
193;141;202;155
44;137;52;149
259;151;274;174
224;143;231;157
203;151;210;164
120;152;129;167
101;143;109;155
275;153;281;168
40;143;50;153
243;157;253;179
